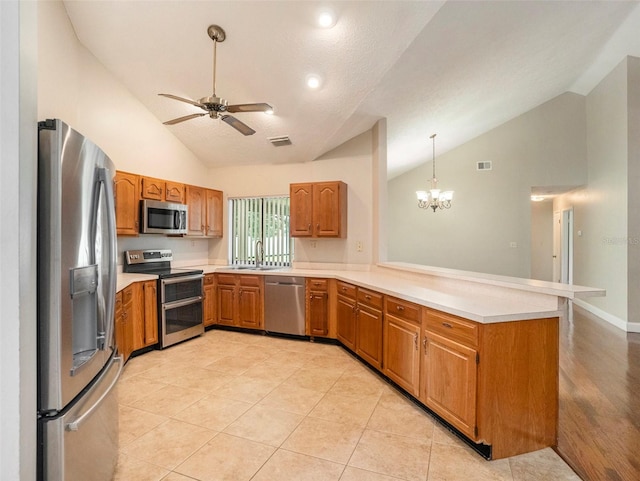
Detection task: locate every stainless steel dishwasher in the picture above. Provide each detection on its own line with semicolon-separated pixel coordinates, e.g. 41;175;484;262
264;276;306;335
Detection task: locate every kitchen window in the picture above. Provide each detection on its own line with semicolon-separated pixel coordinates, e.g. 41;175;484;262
229;196;292;267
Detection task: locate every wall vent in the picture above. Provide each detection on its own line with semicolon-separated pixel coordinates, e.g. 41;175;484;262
268;135;292;147
477;161;492;171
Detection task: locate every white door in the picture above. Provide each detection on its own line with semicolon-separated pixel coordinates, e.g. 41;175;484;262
561;209;574;284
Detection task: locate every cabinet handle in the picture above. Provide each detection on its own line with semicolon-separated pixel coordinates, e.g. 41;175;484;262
365;295;371;300
414;333;418;351
308;223;312;231
342;287;347;291
239;289;243;297
442;322;453;329
422;336;427;349
396;305;404;311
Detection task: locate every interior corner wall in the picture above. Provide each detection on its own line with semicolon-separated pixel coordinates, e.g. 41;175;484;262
387;92;587;278
207;130;374;266
566;57;630;322
37;0;208;185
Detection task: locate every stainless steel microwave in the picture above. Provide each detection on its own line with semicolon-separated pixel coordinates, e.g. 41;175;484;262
141;199;188;235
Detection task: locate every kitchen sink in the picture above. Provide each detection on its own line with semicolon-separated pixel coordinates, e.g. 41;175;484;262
223;265;287;271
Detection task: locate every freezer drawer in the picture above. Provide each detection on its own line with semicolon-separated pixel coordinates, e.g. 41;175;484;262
39;354;123;481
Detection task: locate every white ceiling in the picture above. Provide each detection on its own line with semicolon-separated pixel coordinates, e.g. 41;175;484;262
63;1;640;178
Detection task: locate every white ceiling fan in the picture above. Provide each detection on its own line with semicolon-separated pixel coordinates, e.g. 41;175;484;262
159;25;273;136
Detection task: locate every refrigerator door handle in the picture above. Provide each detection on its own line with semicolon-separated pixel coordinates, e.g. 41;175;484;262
94;167;118;351
66;355;123;432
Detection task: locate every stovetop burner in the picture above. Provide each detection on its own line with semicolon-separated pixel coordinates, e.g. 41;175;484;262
123;249;203;278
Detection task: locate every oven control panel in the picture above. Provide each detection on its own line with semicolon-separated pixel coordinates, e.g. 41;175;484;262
125;249;173;265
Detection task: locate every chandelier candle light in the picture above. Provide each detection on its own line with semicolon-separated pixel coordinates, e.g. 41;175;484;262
416;133;454;212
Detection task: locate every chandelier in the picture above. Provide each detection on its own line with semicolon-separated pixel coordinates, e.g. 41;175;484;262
416;133;454;212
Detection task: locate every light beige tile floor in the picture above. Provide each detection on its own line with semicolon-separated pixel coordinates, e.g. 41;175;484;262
115;329;581;481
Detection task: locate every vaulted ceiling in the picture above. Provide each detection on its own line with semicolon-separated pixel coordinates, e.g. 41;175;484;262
63;1;640;178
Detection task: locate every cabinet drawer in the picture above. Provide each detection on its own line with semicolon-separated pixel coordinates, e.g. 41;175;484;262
216;274;236;286
336;281;356;299
308;278;328;291
204;274;215;285
115;291;123;314
425;309;478;347
122;285;134;305
239;275;261;287
386;297;421;325
358;288;383;310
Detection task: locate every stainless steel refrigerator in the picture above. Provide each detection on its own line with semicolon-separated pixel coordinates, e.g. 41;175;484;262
37;119;122;480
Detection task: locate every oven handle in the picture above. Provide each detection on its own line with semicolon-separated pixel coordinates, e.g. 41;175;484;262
160;274;204;286
162;296;203;310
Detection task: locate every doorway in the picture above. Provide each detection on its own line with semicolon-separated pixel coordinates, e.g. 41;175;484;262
553;208;573;284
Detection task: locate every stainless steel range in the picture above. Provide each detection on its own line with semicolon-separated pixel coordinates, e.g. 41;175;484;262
124;249;204;348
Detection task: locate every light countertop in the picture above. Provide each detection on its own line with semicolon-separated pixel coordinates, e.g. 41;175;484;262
115;262;605;323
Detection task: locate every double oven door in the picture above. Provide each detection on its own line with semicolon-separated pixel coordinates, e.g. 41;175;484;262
160;274;204;348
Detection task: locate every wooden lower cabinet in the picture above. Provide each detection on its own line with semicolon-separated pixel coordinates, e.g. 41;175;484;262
215;274;263;329
422;330;478;439
307;278;329;337
383;315;421;397
203;274;216;327
356;290;383;370
131;281;158;351
336;292;357;350
118;285;134;362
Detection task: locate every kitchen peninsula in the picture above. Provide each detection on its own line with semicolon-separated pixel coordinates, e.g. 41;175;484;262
116;260;604;461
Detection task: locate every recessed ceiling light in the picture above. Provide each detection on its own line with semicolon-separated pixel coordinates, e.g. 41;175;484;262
318;10;336;28
306;74;322;89
531;195;546;202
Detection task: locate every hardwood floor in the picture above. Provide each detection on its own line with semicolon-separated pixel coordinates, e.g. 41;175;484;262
557;303;640;481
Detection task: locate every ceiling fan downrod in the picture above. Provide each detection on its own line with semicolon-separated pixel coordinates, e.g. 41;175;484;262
207;25;226;97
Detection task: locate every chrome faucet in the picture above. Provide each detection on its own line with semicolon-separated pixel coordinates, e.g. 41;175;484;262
255;240;264;268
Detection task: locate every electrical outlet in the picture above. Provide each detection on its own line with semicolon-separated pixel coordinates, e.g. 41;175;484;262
310;240;317;248
356;241;363;252
510;241;518;248
191;240;196;247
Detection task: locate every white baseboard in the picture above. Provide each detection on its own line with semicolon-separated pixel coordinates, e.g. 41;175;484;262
572;298;640;333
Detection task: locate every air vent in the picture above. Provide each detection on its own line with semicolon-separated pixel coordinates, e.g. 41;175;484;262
268;135;292;147
477;161;492;171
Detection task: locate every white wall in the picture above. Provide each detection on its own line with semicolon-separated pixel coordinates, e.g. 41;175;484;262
1;1;38;479
208;130;374;266
388;92;587;278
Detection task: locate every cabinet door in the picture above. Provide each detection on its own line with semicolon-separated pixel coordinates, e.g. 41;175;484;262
309;291;328;336
186;185;206;236
140;176;164;201
114;291;124;359
143;281;158;346
290;183;313;236
114;171;140;235
206;189;223;237
165;181;185;203
238;286;262;329
203;275;216;327
356;304;383;370
130;282;145;351
423;331;478;439
383;314;421;396
217;284;236;326
121;286;134;362
336;295;356;351
313;182;344;237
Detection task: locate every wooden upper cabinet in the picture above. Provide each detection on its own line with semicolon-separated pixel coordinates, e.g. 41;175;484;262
141;176;185;203
206;189;223;238
186;185;223;238
114;171;140;236
290;183;314;236
186;185;206;236
165;181;185;203
290;181;347;238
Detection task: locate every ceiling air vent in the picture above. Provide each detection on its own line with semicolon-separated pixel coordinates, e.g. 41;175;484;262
268;135;292;147
477;161;492;171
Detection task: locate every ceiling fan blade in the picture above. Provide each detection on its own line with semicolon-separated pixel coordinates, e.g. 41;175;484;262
221;115;256;136
226;103;273;113
163;113;206;125
158;93;204;108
